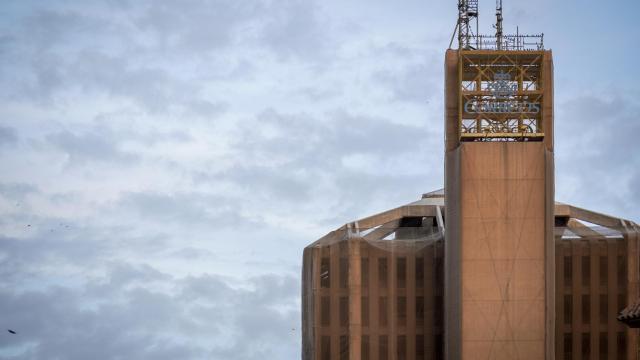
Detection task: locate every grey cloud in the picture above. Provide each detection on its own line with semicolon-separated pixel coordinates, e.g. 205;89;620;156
0;126;18;146
0;229;114;276
68;50;196;113
0;214;171;287
46;129;138;165
0;183;37;202
555;95;640;220
107;262;171;287
0;266;299;360
134;0;265;53
169;247;218;261
0;0;333;115
183;100;229;119
134;0;329;61
240;108;427;163
373;54;440;103
118;191;257;228
260;0;328;59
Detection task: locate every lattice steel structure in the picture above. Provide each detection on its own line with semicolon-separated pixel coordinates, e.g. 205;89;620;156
458;51;547;141
457;0;478;50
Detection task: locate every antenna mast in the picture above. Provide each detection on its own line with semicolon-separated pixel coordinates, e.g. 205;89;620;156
457;0;478;49
495;0;504;49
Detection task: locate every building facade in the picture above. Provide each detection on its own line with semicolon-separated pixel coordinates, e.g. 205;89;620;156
301;193;639;359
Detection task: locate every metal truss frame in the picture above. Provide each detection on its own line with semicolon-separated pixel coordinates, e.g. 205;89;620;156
458;50;546;141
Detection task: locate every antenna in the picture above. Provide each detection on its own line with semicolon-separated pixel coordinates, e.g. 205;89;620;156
452;0;543;51
457;0;479;49
495;0;503;49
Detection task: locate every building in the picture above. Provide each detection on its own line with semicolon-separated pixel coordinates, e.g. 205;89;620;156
301;1;639;359
301;191;639;359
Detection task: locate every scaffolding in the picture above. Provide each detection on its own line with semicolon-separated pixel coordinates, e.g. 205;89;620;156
458;51;547;141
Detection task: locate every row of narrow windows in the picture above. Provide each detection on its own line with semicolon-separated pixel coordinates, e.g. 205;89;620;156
562;332;626;359
319;296;443;328
322;254;627;290
320;257;444;289
318;330;628;359
562;294;627;325
561;255;627;286
320;334;443;360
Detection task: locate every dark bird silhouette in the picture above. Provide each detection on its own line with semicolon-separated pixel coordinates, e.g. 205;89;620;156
7;330;16;334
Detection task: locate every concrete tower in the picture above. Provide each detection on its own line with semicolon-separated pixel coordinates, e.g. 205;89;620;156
443;32;555;359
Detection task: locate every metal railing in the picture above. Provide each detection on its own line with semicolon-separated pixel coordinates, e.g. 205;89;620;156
461;34;544;51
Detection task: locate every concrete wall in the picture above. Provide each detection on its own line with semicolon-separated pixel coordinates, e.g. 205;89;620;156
444;50;555;360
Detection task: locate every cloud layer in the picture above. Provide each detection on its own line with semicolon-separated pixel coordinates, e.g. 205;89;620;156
0;0;638;358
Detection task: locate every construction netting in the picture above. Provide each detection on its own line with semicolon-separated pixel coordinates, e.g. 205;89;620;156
301;189;640;359
302;203;446;360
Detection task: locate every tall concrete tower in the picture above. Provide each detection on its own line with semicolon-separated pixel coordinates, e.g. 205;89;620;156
444;10;555;359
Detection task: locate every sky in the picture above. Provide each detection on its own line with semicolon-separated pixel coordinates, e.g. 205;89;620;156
0;0;639;359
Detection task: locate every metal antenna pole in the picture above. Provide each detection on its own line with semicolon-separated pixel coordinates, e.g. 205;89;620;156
495;0;503;50
458;0;478;49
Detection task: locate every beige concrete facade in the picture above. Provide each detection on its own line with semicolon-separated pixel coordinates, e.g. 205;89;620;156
458;142;550;359
301;194;639;360
445;49;555;360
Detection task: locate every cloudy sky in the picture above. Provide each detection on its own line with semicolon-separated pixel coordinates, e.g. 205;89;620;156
0;0;638;359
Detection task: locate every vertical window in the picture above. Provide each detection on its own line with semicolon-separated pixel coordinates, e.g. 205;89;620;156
339;297;348;327
416;335;425;360
581;256;590;287
581;333;590;358
563;295;573;324
321;296;330;326
321;336;331;360
379;335;388;360
361;335;370;360
339;240;348;255
435;256;444;288
379;297;388;327
339;335;348;360
563;333;572;359
378;258;388;288
416;296;425;326
415;257;424;288
617;332;627;359
397;335;407;360
339;258;349;289
434;295;444;328
599;256;608;286
618;293;626;310
599;332;608;358
362;297;369;327
434;334;443;360
397;296;407;327
599;294;608;324
564;256;573;284
361;258;369;288
397;257;406;288
320;257;330;288
582;295;590;324
617;255;626;286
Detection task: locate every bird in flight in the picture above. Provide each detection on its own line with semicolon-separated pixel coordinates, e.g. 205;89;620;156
7;330;16;334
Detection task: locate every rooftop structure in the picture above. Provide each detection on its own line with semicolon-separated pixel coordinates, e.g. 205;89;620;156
454;0;543;51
